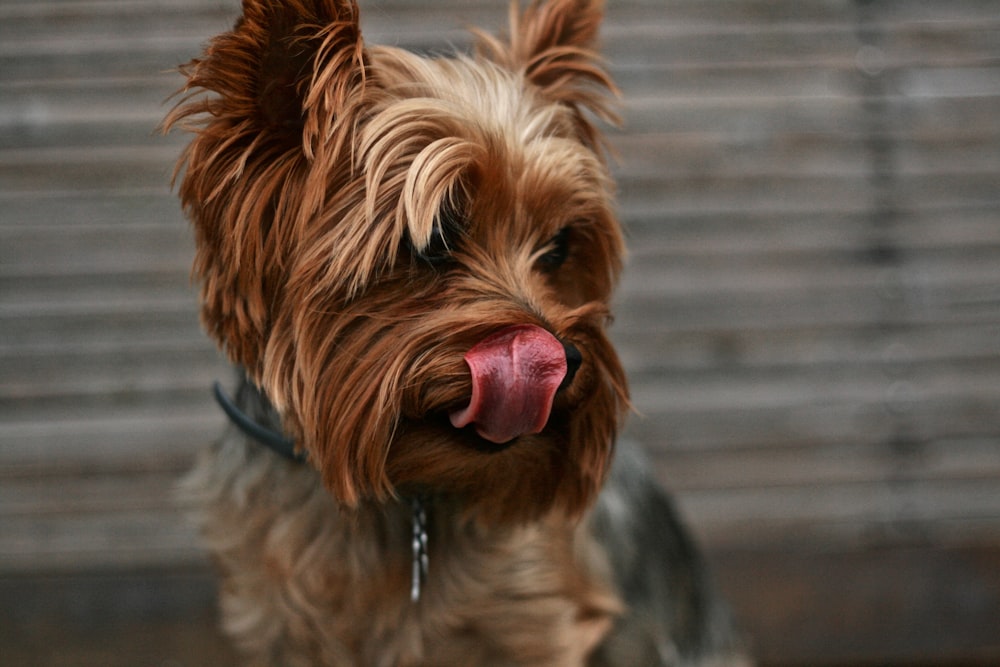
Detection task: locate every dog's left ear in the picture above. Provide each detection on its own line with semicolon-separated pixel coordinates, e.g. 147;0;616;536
478;0;619;144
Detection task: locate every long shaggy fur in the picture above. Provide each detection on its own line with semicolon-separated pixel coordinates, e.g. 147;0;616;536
167;0;751;664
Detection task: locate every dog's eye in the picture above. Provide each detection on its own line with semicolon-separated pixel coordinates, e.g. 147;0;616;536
418;224;452;265
536;228;571;271
413;202;464;266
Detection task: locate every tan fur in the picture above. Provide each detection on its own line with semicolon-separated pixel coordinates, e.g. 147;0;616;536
166;1;747;664
183;437;622;666
165;0;627;523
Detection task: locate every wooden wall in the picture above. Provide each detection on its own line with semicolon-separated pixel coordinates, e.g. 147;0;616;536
2;1;999;664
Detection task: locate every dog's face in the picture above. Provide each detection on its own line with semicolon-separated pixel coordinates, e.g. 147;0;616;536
168;0;628;524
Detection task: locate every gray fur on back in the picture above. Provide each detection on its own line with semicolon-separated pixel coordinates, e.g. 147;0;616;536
588;440;748;667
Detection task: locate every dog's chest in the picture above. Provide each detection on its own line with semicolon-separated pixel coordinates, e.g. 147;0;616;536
342;518;620;667
191;444;619;665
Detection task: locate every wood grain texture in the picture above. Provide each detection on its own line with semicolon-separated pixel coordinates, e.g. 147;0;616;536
1;0;998;663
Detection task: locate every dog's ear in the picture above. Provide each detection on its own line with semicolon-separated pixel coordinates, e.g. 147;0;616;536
165;0;366;372
172;0;366;154
477;0;619;143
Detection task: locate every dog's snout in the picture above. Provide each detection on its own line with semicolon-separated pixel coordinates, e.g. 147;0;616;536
560;342;582;391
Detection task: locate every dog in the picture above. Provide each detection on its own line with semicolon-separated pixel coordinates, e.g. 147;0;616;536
166;0;751;664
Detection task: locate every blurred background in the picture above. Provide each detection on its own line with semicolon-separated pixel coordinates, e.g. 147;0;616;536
2;0;999;665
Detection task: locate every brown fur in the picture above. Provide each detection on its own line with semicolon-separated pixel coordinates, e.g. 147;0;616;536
183;431;622;666
167;1;750;664
166;0;627;522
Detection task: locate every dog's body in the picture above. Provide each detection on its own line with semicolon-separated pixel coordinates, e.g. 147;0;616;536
186;379;743;666
168;1;749;664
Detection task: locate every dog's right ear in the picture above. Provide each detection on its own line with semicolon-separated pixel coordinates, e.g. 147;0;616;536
164;0;366;373
169;0;366;155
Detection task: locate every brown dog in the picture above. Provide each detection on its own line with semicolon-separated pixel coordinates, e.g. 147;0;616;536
167;1;750;664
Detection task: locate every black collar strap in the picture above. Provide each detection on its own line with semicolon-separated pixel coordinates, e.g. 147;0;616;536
212;381;308;463
213;381;431;602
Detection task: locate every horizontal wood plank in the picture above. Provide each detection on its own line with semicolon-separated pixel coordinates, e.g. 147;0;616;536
1;0;998;663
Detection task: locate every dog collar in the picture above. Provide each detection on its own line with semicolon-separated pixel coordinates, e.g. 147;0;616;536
212;381;307;463
212;381;430;602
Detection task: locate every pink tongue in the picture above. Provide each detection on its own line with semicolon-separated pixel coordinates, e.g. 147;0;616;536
449;325;567;444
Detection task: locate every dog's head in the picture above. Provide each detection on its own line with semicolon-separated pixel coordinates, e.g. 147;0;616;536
167;0;628;524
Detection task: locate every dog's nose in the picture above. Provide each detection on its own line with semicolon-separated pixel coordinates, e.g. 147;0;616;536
560;342;582;391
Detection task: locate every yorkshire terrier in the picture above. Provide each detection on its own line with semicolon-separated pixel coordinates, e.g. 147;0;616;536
166;0;750;664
